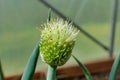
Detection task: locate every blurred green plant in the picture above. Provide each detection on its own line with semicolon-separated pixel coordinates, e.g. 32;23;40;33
0;10;120;80
21;10;120;80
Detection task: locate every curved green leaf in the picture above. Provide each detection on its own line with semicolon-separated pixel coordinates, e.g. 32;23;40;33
109;53;120;80
72;55;93;80
0;60;4;80
21;41;40;80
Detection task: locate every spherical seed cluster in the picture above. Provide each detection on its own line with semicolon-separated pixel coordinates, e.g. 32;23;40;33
40;19;79;66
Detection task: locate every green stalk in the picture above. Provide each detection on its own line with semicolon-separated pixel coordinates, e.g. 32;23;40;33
48;8;52;22
21;41;39;80
109;53;120;80
72;55;93;80
0;60;4;80
47;65;57;80
47;10;57;80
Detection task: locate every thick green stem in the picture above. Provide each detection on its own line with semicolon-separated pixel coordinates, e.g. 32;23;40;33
47;65;57;80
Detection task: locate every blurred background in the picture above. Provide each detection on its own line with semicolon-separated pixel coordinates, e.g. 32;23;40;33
0;0;120;76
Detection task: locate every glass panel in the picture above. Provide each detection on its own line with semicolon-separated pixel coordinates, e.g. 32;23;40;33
0;0;49;75
0;0;120;75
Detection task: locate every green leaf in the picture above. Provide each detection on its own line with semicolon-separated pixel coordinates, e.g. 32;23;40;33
48;8;52;22
109;53;120;80
47;65;57;80
0;60;4;80
72;55;93;80
21;41;40;80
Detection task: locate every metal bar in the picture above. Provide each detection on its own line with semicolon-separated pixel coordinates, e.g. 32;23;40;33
109;0;118;57
39;0;109;51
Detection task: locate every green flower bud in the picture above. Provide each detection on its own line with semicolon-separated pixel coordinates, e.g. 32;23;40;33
40;19;79;66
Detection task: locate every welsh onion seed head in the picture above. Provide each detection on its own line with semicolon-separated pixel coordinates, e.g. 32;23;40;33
40;19;79;66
